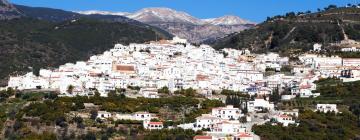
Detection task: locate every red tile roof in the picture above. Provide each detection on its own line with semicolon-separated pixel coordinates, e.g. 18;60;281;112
235;132;252;138
116;65;135;71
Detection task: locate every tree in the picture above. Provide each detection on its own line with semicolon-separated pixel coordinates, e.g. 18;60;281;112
90;110;98;120
84;132;96;140
269;87;281;104
67;85;74;94
32;65;40;76
158;86;170;94
325;5;337;10
350;104;360;126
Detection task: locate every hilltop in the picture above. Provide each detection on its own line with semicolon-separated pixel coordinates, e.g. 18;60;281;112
211;6;360;56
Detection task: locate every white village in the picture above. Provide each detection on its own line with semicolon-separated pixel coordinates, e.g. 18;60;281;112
5;36;357;140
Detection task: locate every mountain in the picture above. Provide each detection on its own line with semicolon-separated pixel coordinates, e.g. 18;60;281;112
14;4;173;36
14;5;136;24
212;6;360;56
78;10;129;16
0;1;172;86
0;0;21;19
127;7;204;25
204;15;255;25
78;7;255;43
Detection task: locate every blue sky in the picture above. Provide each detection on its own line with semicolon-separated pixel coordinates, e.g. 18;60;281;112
9;0;359;22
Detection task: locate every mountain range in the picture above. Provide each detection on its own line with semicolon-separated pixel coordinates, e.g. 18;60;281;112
79;8;256;43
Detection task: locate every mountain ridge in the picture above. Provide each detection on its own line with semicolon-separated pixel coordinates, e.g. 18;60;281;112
78;7;255;25
78;7;256;43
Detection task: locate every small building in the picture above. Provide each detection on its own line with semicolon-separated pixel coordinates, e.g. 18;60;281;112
274;114;296;126
211;105;242;120
195;114;222;129
143;120;164;130
279;109;299;118
313;43;322;51
134;111;154;121
233;132;254;140
316;104;338;113
247;99;274;112
97;111;112;119
210;121;246;134
139;88;159;98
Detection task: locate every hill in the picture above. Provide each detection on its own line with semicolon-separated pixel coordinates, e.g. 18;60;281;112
0;0;172;86
0;18;171;86
212;6;360;56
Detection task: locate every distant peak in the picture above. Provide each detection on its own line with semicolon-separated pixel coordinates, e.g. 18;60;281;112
77;10;129;16
203;15;256;25
76;7;254;26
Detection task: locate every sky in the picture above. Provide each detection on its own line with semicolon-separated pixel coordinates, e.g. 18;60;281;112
9;0;360;23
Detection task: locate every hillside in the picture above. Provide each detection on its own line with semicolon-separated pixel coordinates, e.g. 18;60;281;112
0;18;171;86
212;7;360;56
0;0;21;19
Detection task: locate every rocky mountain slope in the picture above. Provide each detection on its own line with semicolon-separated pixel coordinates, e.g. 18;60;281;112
212;6;360;56
204;15;255;25
0;0;21;19
0;0;172;86
79;8;256;43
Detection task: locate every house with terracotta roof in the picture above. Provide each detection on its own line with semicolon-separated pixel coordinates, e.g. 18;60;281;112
274;114;296;126
233;132;254;140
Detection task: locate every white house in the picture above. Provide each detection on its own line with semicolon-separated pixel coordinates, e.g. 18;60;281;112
313;43;322;51
316;104;338;113
247;98;274;112
279;109;299;118
97;111;112;120
194;114;222;129
274;114;296;126
210;121;246;135
211;105;242;120
139;88;159;98
143;120;164;130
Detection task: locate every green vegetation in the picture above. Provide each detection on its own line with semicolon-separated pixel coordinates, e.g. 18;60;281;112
143;128;201;140
174;88;197;97
212;6;360;57
254;78;360;139
0;90;207;139
253;110;360;140
157;86;170;94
